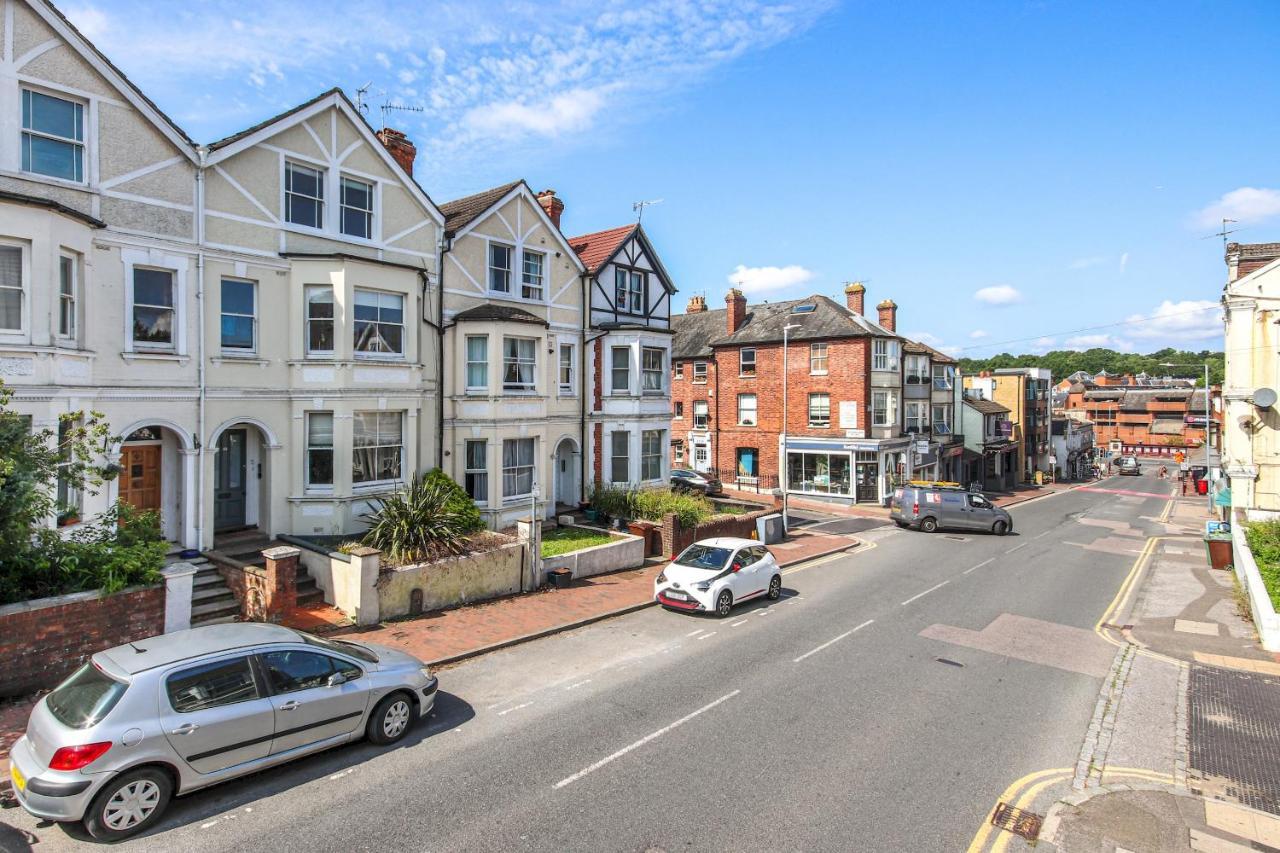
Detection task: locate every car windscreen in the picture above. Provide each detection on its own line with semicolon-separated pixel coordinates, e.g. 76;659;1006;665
295;630;379;663
673;544;731;571
45;663;128;730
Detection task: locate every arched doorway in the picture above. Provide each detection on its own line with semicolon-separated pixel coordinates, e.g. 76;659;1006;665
209;418;278;542
554;437;579;510
115;420;194;546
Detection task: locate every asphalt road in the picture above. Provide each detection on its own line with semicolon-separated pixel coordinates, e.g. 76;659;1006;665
0;475;1174;853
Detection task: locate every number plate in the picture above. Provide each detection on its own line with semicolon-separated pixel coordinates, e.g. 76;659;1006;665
10;763;25;793
665;590;688;601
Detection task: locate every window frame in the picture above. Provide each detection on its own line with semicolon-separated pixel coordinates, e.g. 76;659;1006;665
502;437;536;500
610;430;630;483
642;347;664;394
808;392;831;428
284;160;325;230
502;336;537;392
521;249;545;301
905;400;928;433
737;393;758;427
674;401;684;419
219;277;257;354
339;174;376;240
465;335;488;392
641;429;663;481
56;416;81;524
305;411;334;491
21;87;85;184
615;267;646;315
736;447;759;481
305;285;335;357
611;345;631;395
352;287;405;359
931;404;952;434
351;410;404;488
0;241;26;337
673;362;684;380
904;355;929;384
692;361;708;384
488;242;513;294
559;343;575;395
57;254;76;341
464;439;488;503
810;342;828;375
932;364;954;390
739;347;756;377
130;265;177;351
693;400;709;430
872;390;897;427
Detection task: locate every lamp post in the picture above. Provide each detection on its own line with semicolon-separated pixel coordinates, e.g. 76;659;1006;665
780;322;803;532
1160;362;1213;512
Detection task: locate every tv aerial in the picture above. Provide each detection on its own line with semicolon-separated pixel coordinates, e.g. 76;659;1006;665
380;101;424;124
633;198;663;224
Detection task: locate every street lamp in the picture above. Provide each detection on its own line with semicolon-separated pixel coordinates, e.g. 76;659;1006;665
780;322;803;532
1160;362;1213;512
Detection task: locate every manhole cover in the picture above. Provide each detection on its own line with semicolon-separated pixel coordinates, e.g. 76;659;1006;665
992;802;1042;841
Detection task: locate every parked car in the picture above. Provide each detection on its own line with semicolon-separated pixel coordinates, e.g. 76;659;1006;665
890;481;1013;535
8;623;438;841
1116;456;1141;476
655;537;782;617
670;469;722;495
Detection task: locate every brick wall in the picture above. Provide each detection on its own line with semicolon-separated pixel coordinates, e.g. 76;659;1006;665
216;547;298;622
670;355;719;469
0;586;165;699
657;507;776;558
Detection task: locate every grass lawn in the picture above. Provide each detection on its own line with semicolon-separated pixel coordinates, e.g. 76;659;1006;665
541;527;615;558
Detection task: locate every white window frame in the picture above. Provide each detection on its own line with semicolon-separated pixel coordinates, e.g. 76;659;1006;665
810;342;828;375
740;347;756;377
522;249;545;301
353;288;405;359
559;343;575;395
502;336;537;392
464;439;488;503
351;410;404;488
615;268;645;314
489;242;513;294
873;339;889;371
905;355;929;385
502;437;536;500
932;364;954;390
0;241;28;338
129;265;177;352
304;411;334;492
465;335;489;392
21;87;85;185
305;284;335;357
610;430;630;483
339;174;375;240
872;390;897;427
641;430;664;481
905;400;928;433
808;393;830;428
642;347;664;394
693;400;709;430
673;362;684;380
284;160;325;230
738;393;758;426
219;277;256;354
692;361;708;384
611;345;631;395
932;404;952;434
121;249;185;355
55;417;81;523
57;253;76;341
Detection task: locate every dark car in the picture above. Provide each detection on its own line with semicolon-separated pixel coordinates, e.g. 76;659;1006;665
671;469;722;495
1116;456;1141;476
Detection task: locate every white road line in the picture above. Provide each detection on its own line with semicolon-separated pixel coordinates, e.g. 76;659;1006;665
1005;543;1028;554
565;680;591;690
793;619;874;663
730;619;748;627
962;558;994;575
901;580;949;606
1033;530;1053;540
697;632;717;640
553;690;741;789
497;702;533;716
686;628;706;637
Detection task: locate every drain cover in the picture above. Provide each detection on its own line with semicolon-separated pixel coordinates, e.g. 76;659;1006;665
1101;623;1134;631
991;802;1042;841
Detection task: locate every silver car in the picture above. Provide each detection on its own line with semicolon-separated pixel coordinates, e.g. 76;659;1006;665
7;623;437;841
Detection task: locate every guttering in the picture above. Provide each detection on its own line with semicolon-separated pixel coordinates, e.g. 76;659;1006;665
194;153;207;550
433;234;451;469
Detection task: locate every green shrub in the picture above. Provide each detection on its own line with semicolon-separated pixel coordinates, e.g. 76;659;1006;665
422;468;485;533
633;488;713;528
360;474;480;565
1246;521;1280;611
589;484;637;520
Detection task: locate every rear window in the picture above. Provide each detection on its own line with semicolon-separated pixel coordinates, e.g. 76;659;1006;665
46;663;128;730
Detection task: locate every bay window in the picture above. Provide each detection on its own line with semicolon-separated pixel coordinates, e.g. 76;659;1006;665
611;431;629;482
932;405;952;434
611;346;630;394
905;401;928;432
305;286;334;355
502;438;535;497
932;364;954;390
465;440;488;502
466;335;488;390
872;391;897;427
641;430;663;480
873;338;899;371
642;347;664;393
905;355;929;384
0;245;22;332
502;337;536;391
353;289;404;357
352;411;403;485
305;412;334;488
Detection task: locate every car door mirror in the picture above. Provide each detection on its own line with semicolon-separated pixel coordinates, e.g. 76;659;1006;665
731;560;744;573
327;670;354;687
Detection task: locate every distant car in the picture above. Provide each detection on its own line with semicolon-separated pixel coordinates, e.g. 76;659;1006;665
655;537;782;617
670;469;721;495
1116;456;1141;476
890;482;1013;535
8;623;437;841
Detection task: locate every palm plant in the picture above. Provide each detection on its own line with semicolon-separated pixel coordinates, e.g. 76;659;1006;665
359;476;476;564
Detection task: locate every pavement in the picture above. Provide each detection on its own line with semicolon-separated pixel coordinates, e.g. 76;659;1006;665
0;473;1165;851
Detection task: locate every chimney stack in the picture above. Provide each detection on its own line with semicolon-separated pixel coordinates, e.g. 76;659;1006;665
375;128;416;177
844;281;865;315
726;288;747;334
876;299;897;333
686;295;707;313
536;189;564;229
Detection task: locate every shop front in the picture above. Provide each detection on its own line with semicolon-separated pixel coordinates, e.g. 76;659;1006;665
783;437;911;505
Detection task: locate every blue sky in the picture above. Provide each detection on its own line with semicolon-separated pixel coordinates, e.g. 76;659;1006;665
65;0;1278;356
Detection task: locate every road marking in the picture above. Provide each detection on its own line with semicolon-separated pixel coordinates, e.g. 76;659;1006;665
565;680;591;690
966;767;1073;853
686;628;705;637
1033;530;1053;540
962;558;994;575
901;580;949;606
730;619;748;627
697;631;716;640
497;702;532;716
757;609;771;616
793;619;874;663
1005;543;1027;554
328;769;356;781
553;690;741;789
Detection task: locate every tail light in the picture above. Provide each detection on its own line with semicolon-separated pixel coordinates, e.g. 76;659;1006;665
49;741;112;771
912;502;919;515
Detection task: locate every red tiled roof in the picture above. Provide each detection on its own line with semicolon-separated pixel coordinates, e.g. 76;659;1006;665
567;224;635;274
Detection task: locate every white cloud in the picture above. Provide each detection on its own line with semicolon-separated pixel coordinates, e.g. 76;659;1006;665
969;329;989;339
464;86;614;140
1124;299;1222;340
974;285;1022;305
1069;256;1105;270
1194;187;1280;229
726;264;815;294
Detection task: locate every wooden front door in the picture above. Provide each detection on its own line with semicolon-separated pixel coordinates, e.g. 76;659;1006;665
119;445;162;512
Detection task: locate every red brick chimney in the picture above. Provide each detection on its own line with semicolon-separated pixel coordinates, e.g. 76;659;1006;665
375;128;416;177
726;288;747;334
877;299;897;332
686;295;707;313
536;189;564;229
844;281;865;315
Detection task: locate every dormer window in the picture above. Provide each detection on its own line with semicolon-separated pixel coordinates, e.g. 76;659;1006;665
285;162;324;229
615;268;644;314
22;89;84;183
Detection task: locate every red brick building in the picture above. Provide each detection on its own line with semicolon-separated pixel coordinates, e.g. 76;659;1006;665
1062;381;1219;457
670;284;955;504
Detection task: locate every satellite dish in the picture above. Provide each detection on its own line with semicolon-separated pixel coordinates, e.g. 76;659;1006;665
1255;387;1278;410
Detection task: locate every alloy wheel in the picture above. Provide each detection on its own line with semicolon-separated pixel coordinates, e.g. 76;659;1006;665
102;779;161;831
383;699;411;739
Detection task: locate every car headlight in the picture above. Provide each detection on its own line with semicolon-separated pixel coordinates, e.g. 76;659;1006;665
419;666;433;680
656;572;667;584
694;582;711;591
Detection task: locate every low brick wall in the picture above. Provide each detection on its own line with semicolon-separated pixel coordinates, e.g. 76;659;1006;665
657;508;777;559
0;585;164;699
215;547;299;622
377;540;525;619
541;527;644;583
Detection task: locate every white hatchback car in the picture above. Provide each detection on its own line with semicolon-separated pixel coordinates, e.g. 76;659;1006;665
655;537;783;617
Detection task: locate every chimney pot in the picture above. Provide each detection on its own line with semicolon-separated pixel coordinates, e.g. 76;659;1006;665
536;188;564;229
844;281;866;315
725;288;747;334
375;128;416;178
876;298;897;333
686;295;707;313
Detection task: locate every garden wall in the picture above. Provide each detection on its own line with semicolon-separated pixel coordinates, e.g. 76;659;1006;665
378;540;525;619
0;585;164;699
1232;521;1280;652
657;508;777;559
541;528;644;583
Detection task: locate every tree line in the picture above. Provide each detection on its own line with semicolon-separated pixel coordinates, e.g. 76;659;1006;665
956;347;1224;386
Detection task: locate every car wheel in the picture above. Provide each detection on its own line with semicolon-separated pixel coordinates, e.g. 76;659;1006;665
83;767;172;841
993;520;1008;536
766;575;782;600
715;590;733;618
368;691;415;745
920;517;938;533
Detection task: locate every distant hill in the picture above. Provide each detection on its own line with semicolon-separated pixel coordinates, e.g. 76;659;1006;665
957;347;1223;386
